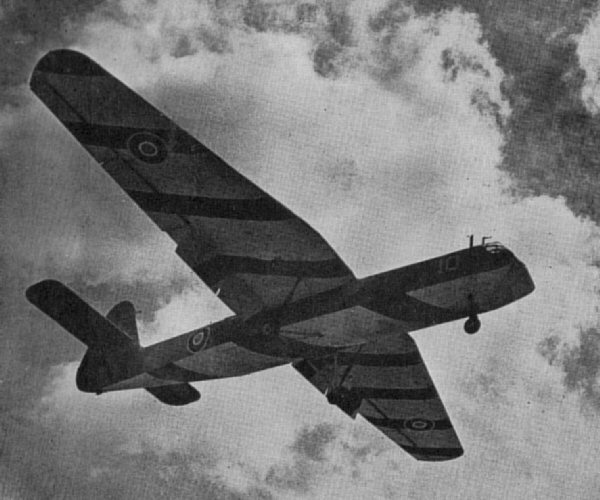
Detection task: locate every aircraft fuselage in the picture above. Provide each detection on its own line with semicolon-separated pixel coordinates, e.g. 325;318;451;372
118;241;534;391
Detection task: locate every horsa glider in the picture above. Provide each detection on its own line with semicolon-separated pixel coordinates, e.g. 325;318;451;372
26;50;535;461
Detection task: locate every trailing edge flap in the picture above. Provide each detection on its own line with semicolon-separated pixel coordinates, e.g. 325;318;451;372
145;383;200;406
293;332;464;462
26;280;134;352
30;49;355;319
106;301;139;345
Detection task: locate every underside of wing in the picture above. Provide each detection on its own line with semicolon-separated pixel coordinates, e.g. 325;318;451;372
30;50;355;317
294;333;464;461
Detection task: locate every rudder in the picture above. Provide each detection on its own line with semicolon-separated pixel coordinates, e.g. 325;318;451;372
106;301;139;345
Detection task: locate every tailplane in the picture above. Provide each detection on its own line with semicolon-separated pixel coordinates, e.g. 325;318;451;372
26;280;142;393
26;280;137;352
26;280;200;405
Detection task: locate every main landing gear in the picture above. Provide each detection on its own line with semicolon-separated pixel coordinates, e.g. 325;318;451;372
326;386;363;416
464;294;481;335
325;352;363;416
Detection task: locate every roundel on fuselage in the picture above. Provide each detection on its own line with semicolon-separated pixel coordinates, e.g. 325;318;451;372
187;328;210;353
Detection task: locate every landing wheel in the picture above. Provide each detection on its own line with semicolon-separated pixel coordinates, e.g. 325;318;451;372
464;315;481;335
464;293;480;334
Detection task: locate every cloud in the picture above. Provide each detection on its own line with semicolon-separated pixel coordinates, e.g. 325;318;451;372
291;422;338;461
410;0;600;221
0;0;104;106
266;423;338;493
1;362;292;499
5;0;600;499
539;327;600;413
578;7;600;113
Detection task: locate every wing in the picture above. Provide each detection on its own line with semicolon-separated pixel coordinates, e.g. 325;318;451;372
30;50;355;317
294;332;463;461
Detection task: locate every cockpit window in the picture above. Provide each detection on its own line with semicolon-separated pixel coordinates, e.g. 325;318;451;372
484;242;505;254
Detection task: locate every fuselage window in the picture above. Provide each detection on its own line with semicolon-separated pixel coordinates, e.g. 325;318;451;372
446;254;459;271
438;254;460;273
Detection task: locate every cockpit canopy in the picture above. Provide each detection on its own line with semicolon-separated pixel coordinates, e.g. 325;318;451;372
481;241;514;268
483;241;506;254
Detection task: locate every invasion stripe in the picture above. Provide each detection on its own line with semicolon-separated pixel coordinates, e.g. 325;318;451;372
337;351;422;367
193;256;351;285
400;445;464;460
130;190;293;221
60;122;203;156
366;417;453;431
358;386;438;400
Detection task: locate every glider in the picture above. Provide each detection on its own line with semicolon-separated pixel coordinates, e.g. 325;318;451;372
26;50;534;461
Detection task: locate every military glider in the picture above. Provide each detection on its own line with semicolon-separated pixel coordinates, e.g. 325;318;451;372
26;50;535;461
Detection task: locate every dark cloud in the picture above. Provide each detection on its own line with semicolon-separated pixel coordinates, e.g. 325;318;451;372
171;33;197;58
243;0;272;32
0;398;271;500
311;2;354;77
0;0;105;105
407;0;600;220
539;327;600;412
266;423;337;493
462;363;507;406
291;422;337;461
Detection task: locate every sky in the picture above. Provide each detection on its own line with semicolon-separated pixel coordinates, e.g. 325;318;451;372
3;0;600;498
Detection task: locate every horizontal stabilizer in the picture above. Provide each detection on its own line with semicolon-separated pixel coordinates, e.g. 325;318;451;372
145;383;200;406
26;280;134;351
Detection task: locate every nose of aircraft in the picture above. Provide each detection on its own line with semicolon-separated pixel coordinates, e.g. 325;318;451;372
509;258;535;301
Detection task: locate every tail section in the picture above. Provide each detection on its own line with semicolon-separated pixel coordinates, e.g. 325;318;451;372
26;280;142;393
26;280;136;352
26;280;200;405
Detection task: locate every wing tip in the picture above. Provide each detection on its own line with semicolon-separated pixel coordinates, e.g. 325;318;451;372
25;279;65;306
31;49;107;81
402;445;464;461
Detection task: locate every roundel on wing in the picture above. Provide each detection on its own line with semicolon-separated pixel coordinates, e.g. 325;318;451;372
404;418;434;431
187;328;210;353
127;131;168;164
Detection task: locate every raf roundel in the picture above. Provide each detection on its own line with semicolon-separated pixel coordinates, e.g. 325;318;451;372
127;131;168;164
187;328;210;354
404;418;435;431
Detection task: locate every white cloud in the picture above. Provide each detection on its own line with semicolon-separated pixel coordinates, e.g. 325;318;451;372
577;7;600;113
12;0;600;498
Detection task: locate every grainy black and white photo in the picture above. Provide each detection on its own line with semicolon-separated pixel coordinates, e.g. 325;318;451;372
2;1;600;498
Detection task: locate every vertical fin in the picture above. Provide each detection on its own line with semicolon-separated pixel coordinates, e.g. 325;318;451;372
106;301;139;345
